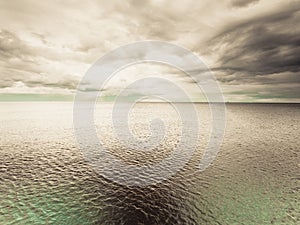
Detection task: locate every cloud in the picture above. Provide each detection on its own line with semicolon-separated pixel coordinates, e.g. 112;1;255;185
230;0;260;8
0;29;32;59
210;1;300;74
0;0;299;102
0;28;86;92
200;1;300;101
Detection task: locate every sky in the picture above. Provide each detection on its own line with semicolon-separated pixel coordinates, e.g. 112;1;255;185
0;0;299;102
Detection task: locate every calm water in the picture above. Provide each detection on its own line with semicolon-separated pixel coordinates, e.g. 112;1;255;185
0;102;299;225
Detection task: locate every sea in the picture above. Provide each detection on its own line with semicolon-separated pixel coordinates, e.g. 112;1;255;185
0;102;299;225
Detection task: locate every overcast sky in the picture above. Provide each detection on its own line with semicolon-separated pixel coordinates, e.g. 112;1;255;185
0;0;299;102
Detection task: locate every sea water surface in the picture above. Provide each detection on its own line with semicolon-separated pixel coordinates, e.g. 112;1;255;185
0;102;299;225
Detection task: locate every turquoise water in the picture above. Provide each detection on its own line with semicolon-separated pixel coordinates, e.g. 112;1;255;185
0;103;299;224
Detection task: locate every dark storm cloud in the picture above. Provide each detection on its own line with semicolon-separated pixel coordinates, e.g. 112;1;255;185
209;1;300;83
0;29;32;59
25;76;79;90
0;79;14;88
228;83;300;99
230;0;260;8
0;65;79;90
